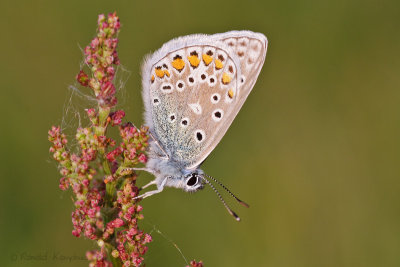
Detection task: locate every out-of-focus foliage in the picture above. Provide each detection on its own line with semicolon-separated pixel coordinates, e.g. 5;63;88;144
1;0;400;266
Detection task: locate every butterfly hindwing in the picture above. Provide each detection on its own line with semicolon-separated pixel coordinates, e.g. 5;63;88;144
172;45;240;168
215;31;268;119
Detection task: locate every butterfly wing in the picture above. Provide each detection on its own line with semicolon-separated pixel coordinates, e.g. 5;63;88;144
141;31;267;169
213;31;268;116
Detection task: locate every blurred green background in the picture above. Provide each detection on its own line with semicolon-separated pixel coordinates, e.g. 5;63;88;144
1;0;400;266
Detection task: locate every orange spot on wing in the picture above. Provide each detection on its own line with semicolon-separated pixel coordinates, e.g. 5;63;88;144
202;54;213;66
215;59;223;70
228;89;234;98
222;73;231;85
164;70;170;77
188;55;200;68
172;58;185;71
151;75;155;83
155;67;164;78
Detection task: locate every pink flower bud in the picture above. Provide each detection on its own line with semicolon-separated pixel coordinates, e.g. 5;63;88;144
94;69;105;81
123;213;132;221
106;66;115;80
75;200;84;207
97;135;107;146
138;154;147;163
60;168;69;176
144;233;152;243
84;46;92;56
98;14;106;25
134;257;143;266
59;177;69;190
139;246;148;255
72;229;81;237
82;179;89;187
85;108;96;118
90;37;100;49
105;55;114;65
127;206;135;215
113;218;124;228
106;147;122;162
61;151;69;159
111;250;119;258
87;208;96;218
126;148;136;160
128;228;138;236
109;110;125;126
72;183;82;194
76;70;89;87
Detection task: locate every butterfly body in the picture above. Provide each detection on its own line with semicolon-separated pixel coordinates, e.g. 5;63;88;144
145;154;205;193
137;31;267;204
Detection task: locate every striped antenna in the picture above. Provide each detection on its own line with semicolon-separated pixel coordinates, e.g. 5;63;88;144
201;175;241;222
205;174;249;208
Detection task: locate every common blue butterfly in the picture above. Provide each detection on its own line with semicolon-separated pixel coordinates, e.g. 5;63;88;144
131;31;267;221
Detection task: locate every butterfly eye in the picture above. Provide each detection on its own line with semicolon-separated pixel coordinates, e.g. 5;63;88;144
186;174;198;186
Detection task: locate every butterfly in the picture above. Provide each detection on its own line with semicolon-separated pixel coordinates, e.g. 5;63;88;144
131;31;267;221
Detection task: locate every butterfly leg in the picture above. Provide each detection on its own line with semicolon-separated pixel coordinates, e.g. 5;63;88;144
141;180;156;189
122;167;156;175
134;177;167;200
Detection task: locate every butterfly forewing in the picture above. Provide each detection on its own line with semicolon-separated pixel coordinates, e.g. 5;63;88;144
142;31;267;169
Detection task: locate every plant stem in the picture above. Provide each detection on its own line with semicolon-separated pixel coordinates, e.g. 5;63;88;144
105;243;123;267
